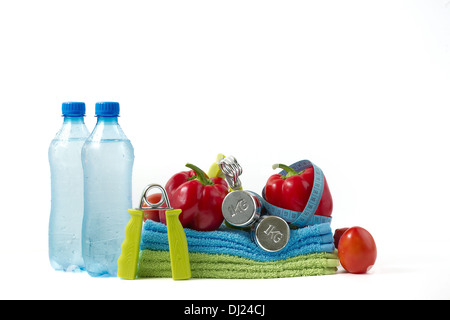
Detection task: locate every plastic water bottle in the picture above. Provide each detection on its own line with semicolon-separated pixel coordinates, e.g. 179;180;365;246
82;102;134;277
48;102;90;272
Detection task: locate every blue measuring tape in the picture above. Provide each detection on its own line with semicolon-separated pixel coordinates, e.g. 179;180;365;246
257;160;332;228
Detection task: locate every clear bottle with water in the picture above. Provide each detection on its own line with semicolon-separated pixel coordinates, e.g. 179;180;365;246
49;102;90;272
82;102;134;277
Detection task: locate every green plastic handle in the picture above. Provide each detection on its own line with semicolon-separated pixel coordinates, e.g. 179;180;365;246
165;209;191;280
117;209;143;280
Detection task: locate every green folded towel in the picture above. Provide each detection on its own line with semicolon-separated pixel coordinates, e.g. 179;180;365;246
137;250;339;279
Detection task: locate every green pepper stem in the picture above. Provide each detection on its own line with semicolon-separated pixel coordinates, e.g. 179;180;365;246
272;163;302;178
186;163;214;185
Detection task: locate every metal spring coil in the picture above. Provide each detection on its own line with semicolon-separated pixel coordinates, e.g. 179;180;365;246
218;156;243;190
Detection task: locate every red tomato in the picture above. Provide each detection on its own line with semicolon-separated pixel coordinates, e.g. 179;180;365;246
333;228;349;248
141;193;166;222
338;227;377;274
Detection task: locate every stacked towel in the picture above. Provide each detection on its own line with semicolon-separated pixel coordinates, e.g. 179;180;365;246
138;251;338;279
138;220;337;279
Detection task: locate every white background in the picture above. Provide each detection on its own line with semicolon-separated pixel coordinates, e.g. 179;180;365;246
1;0;449;300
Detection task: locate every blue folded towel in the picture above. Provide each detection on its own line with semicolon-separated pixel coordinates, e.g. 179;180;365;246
141;220;335;262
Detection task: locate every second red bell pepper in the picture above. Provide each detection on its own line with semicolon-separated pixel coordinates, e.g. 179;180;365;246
264;163;333;217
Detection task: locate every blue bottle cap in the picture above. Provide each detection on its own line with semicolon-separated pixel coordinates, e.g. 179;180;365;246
95;102;120;117
62;102;86;116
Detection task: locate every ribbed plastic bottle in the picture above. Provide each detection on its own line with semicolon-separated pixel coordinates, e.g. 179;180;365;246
81;102;134;277
49;102;90;272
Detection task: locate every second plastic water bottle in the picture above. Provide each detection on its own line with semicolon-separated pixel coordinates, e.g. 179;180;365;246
82;102;134;277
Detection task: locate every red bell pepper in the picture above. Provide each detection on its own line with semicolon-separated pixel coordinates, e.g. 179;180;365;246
148;163;229;231
264;163;333;217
